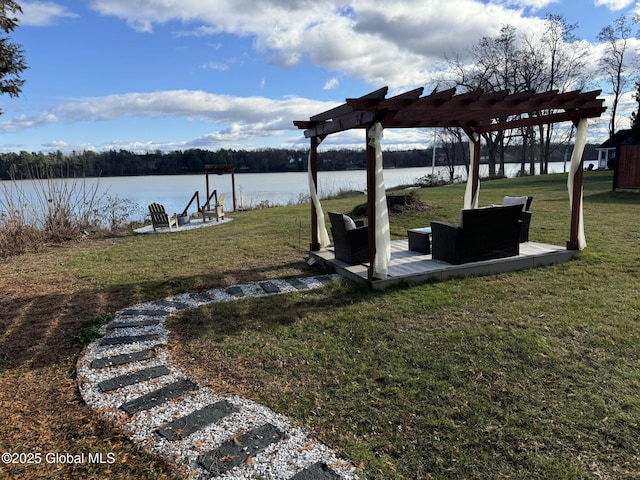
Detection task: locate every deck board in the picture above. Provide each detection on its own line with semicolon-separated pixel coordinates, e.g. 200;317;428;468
310;240;578;290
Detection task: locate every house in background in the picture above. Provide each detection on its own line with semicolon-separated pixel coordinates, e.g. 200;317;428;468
597;129;640;189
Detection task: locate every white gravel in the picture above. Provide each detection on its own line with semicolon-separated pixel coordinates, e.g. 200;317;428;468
76;276;359;480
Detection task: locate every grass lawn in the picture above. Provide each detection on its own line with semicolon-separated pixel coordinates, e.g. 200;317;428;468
1;170;639;479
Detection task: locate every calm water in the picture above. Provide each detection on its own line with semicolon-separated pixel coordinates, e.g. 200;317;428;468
1;163;576;222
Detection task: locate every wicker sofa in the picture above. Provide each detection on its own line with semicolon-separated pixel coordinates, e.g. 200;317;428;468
328;211;369;265
430;204;523;264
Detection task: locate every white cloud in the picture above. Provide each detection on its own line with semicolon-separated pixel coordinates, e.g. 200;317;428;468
495;0;559;9
323;77;340;90
0;90;338;134
594;0;635;10
201;62;230;71
19;1;78;26
87;0;546;90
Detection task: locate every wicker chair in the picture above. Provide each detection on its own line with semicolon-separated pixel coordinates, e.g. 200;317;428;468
328;211;369;265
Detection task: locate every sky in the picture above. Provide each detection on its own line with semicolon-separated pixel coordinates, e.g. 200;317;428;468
1;0;640;154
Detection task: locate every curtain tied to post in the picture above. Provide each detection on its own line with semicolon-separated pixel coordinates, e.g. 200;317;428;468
368;123;391;278
464;133;480;210
308;139;330;248
568;118;588;250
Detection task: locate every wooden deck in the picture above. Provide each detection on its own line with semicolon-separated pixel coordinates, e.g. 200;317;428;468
310;240;579;290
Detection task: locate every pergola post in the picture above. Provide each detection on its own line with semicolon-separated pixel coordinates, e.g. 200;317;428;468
309;136;320;251
567;163;583;250
366;125;377;280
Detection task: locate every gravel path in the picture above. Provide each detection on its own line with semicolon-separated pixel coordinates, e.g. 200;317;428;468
76;275;359;480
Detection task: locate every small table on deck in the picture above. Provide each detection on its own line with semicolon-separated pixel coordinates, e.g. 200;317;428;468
407;227;432;254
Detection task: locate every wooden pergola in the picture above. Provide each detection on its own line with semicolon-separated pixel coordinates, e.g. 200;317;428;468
294;86;606;280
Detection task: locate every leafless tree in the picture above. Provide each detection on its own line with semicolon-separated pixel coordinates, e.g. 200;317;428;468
597;15;637;138
443;15;587;176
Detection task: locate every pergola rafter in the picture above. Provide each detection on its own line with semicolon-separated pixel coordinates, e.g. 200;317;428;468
294;86;606;280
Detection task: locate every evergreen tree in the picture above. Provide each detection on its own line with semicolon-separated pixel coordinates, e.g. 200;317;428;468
0;0;26;114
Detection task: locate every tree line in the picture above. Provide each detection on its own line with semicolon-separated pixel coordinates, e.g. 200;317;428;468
0;143;592;181
0;147;438;179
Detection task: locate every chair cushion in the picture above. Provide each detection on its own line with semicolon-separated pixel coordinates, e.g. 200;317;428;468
502;196;528;210
343;214;357;231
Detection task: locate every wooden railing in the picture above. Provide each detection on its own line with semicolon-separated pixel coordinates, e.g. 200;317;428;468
182;189;220;217
182;191;201;217
203;189;219;212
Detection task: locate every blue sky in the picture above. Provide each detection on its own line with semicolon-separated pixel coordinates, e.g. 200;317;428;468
2;0;639;154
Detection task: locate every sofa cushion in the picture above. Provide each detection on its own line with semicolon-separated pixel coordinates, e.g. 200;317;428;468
502;196;528;211
343;214;357;231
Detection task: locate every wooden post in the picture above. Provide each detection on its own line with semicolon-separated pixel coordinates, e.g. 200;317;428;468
309;137;320;251
205;170;211;210
230;168;237;212
366;126;377;280
567;161;583;250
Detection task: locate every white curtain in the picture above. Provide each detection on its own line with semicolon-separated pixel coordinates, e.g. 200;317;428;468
568;118;588;250
369;123;391;278
464;135;480;209
308;143;330;249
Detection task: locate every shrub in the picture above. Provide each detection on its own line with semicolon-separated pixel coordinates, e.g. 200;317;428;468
0;169;141;258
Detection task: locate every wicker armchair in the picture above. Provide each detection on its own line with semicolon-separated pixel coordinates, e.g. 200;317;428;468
328;211;369;265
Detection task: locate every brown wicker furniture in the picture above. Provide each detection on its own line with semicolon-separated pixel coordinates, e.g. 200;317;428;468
328;211;369;265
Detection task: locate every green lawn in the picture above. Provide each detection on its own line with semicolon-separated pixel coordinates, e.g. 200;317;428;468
68;170;640;479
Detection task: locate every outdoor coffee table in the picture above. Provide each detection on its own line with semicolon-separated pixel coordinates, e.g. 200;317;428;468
407;227;432;254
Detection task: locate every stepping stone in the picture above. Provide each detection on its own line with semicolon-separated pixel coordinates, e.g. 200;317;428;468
120;379;198;414
156;400;237;441
90;349;156;369
286;278;308;290
100;334;161;346
260;281;281;294
119;308;167;317
155;299;191;310
106;318;160;330
189;292;216;303
197;423;285;475
291;462;342;480
98;365;171;392
225;286;244;297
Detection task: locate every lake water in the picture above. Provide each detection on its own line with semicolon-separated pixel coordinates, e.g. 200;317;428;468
0;162;578;224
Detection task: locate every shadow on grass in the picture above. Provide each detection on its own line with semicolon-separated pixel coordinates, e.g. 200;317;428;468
584;188;640;204
0;259;323;372
170;278;373;344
